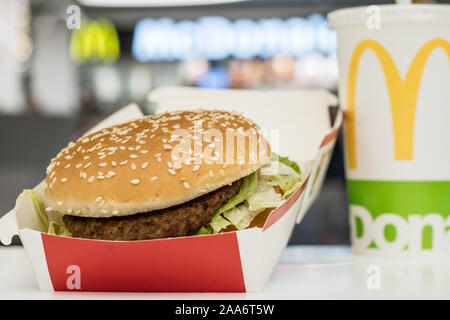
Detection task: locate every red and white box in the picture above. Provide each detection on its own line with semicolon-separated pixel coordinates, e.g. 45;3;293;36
0;88;342;292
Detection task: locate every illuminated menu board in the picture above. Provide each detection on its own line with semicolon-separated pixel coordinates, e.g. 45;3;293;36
132;14;336;62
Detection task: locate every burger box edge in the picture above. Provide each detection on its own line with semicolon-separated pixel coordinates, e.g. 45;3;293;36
0;90;342;292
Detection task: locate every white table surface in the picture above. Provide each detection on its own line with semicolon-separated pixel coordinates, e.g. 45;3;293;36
1;245;449;300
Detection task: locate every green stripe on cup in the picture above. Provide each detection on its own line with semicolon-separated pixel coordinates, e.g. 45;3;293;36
348;180;450;217
347;180;450;252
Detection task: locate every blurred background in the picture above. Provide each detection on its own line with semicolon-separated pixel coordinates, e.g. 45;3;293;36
1;0;446;245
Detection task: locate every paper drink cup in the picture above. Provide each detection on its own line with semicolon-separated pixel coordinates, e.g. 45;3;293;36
328;4;450;256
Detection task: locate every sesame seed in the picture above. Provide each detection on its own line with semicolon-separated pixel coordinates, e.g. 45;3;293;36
45;207;53;212
81;137;90;143
154;153;162;157
150;176;158;181
163;144;172;150
97;175;105;180
130;154;138;159
96;196;103;203
140;150;148;154
83;155;90;160
141;162;149;169
131;179;140;185
168;169;176;175
84;162;92;169
193;165;200;171
88;176;95;183
61;177;67;183
131;163;137;170
167;162;173;168
112;209;119;215
183;181;190;189
57;201;63;206
99;162;107;167
64;163;71;168
100;209;108;214
75;163;82;168
120;160;128;165
108;171;116;176
111;161;117;167
157;157;162;162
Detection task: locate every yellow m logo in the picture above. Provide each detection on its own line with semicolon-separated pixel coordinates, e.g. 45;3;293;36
346;38;450;169
70;19;120;65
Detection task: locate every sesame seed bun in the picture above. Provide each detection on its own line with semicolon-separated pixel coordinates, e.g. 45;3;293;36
44;109;271;218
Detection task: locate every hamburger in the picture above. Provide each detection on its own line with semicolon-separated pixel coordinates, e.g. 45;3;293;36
42;109;302;241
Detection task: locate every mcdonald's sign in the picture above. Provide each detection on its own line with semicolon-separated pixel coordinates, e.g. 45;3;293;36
70;19;120;65
346;38;450;169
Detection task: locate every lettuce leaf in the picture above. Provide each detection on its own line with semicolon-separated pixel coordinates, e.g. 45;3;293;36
210;171;258;220
260;159;300;178
247;182;283;211
262;154;302;199
196;225;212;235
19;189;49;231
210;215;232;233
48;221;72;237
195;172;258;235
223;204;264;230
20;189;72;237
271;152;301;175
196;154;302;235
270;174;301;195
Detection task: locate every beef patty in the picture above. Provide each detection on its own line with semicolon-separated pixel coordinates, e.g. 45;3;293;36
63;178;244;241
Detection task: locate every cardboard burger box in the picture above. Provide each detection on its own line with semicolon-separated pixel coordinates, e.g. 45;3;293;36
0;88;342;292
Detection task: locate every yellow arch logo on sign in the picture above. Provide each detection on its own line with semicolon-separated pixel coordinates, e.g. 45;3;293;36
70;19;120;65
346;38;450;169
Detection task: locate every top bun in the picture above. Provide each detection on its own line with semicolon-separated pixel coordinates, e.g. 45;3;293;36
44;109;271;218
